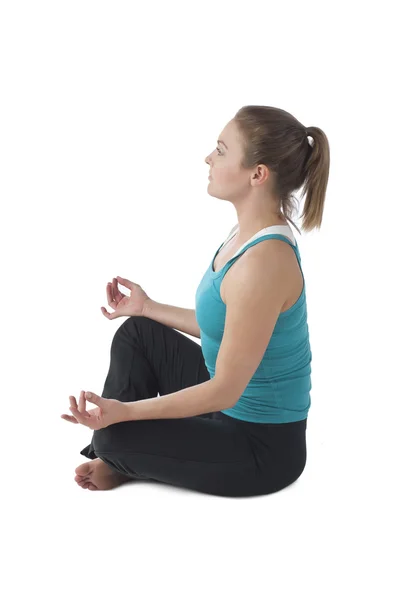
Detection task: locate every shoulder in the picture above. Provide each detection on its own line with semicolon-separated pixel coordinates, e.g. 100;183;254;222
233;236;296;278
224;238;295;304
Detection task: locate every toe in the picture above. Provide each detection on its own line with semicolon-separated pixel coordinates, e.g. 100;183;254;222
75;461;93;477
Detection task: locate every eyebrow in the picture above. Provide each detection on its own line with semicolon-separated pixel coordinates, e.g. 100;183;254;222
217;139;228;149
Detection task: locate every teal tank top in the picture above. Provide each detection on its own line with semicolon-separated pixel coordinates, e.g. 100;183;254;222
195;225;312;423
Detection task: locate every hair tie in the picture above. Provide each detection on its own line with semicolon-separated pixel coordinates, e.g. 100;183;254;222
305;127;314;146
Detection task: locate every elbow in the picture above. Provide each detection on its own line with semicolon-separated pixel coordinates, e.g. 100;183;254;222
213;378;241;410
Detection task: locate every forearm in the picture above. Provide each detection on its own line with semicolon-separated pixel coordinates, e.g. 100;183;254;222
122;379;233;421
143;299;201;339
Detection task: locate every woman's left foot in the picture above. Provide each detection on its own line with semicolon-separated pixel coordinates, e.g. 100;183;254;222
74;457;132;491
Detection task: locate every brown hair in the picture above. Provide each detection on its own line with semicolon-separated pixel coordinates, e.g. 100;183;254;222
234;105;330;234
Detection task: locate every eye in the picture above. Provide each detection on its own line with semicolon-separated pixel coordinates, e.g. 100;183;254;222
216;147;222;155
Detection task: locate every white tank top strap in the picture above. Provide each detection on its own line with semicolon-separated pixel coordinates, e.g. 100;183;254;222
221;224;296;258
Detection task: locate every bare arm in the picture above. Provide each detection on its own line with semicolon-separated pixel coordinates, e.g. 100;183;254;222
123;378;233;421
143;299;200;339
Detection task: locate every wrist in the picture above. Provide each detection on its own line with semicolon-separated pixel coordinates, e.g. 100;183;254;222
142;298;155;318
121;401;138;423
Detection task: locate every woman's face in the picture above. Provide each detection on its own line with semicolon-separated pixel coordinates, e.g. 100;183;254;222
204;120;249;201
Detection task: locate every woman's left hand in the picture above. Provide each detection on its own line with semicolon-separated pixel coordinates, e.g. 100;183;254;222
61;391;128;431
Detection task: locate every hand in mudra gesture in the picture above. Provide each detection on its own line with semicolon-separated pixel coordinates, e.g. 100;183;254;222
101;276;151;320
61;391;129;430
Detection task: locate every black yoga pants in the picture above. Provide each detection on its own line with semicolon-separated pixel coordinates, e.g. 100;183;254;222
80;316;307;497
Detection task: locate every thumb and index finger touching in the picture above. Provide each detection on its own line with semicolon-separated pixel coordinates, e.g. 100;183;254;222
116;275;134;289
101;275;133;319
70;391;104;410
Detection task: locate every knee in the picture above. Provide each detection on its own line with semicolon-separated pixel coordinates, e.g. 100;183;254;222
114;316;169;349
111;315;145;343
92;419;142;456
125;315;147;324
114;315;156;337
92;422;125;455
91;428;109;456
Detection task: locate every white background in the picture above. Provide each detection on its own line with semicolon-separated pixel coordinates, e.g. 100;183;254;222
1;1;399;598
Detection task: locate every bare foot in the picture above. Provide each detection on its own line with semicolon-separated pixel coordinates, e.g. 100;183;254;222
74;457;132;491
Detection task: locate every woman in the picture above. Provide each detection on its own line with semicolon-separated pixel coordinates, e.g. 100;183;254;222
61;105;330;497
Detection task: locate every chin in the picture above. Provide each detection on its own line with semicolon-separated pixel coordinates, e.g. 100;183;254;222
207;189;228;202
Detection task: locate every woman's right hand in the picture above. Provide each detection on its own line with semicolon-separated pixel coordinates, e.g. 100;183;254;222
101;276;152;320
